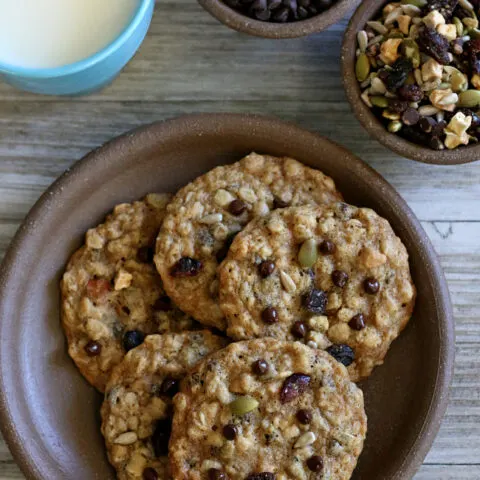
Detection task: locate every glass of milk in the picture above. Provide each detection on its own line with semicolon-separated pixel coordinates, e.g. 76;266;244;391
0;0;154;96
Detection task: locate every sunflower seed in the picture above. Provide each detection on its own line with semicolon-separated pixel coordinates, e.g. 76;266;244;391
366;21;388;34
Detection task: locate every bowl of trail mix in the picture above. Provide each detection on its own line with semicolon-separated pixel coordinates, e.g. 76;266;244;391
342;0;480;164
198;0;360;38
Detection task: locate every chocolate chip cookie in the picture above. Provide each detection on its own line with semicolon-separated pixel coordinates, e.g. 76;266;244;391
61;194;199;392
218;203;416;381
101;332;228;480
169;339;367;480
154;153;342;330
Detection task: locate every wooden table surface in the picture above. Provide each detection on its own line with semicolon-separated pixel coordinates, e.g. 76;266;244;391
0;1;479;478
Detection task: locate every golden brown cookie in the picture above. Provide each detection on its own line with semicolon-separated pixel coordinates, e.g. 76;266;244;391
169;339;367;480
101;332;228;480
219;203;416;381
61;194;199;392
154;153;342;331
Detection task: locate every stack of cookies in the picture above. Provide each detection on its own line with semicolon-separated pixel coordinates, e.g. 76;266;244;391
61;153;416;480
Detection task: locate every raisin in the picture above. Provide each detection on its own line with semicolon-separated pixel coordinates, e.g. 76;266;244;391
326;344;355;367
398;84;424;102
465;40;480;74
385;58;412;90
303;288;327;314
424;0;458;20
170;257;203;277
417;26;451;65
388;99;409;113
280;373;311;403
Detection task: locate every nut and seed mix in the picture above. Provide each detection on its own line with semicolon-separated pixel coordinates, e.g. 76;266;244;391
356;0;480;149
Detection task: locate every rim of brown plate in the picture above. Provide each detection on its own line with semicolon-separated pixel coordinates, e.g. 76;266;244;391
198;0;360;38
0;113;454;479
342;0;480;165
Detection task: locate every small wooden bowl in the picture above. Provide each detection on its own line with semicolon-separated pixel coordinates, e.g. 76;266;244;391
0;114;454;479
342;0;480;165
198;0;360;39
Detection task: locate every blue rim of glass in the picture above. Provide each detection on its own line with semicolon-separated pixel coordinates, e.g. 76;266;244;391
0;0;153;78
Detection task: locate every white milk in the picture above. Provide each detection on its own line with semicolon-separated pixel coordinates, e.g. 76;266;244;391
0;0;140;69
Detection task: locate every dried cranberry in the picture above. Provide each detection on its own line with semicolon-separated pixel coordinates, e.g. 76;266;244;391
152;418;171;457
398;84;424;102
280;373;311;403
303;288;327;314
326;344;355;366
170;257;203;277
417;26;451;65
86;278;111;301
385;58;412;90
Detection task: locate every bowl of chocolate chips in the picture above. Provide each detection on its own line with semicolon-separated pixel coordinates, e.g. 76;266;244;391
198;0;360;38
343;0;480;164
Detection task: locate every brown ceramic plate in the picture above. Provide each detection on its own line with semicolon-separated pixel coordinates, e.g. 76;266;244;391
0;114;453;479
342;0;480;165
198;0;360;39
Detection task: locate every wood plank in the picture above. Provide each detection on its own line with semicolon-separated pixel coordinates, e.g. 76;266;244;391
0;101;480;222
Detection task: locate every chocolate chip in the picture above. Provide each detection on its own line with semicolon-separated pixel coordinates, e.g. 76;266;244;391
208;469;227;480
349;313;366;331
262;306;278;324
303;288;327;314
84;340;102;357
152;418;171;457
363;277;380;294
398;84;424;102
137;246;154;263
222;424;237;440
331;270;348;288
402;107;420;126
326;344;355;367
229;199;247;216
123;330;145;352
291;321;307;338
258;260;275;278
388;99;409;114
143;467;159;480
419;116;436;133
429;136;445;150
153;295;172;311
280;373;311;403
170;257;203;277
273;197;289;209
160;377;179;397
252;359;269;375
296;409;312;424
319;240;336;254
306;455;324;473
246;473;276;480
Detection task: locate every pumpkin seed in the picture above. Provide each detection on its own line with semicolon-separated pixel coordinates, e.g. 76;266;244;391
370;96;389;108
458;89;480;107
230;396;259;415
388;121;403;133
383;110;401;120
463;16;478;30
453;17;464;37
402;4;422;16
401;39;420;68
401;0;427;6
298;239;318;268
355;53;370;82
451;72;468;92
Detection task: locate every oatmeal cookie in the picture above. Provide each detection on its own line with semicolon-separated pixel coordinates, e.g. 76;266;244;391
154;153;342;330
101;332;227;480
169;339;367;480
219;203;416;381
61;194;200;392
